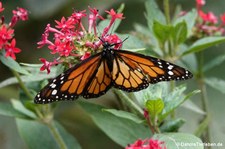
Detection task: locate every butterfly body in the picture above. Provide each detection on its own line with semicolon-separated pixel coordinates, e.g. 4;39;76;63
35;42;193;104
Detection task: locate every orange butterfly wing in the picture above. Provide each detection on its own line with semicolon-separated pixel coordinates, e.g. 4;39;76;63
35;53;102;104
82;58;112;98
111;50;192;92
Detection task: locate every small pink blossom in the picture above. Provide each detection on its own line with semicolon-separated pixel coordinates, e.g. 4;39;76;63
196;0;205;7
220;13;225;26
0;2;4;13
126;138;166;149
4;39;21;60
103;34;122;49
102;9;124;37
39;58;59;74
10;7;28;27
81;52;91;60
199;11;218;24
55;17;76;31
71;10;87;21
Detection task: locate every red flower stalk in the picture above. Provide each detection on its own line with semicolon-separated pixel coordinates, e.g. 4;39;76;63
126;138;166;149
0;2;28;60
38;7;124;74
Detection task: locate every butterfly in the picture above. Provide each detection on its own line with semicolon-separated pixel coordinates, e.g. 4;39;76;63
34;40;193;104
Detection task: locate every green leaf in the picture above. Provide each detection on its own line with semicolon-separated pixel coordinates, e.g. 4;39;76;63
145;99;164;118
203;54;225;72
133;82;168;107
117;34;145;51
172;21;187;46
16;119;81;149
205;77;225;94
103;109;144;124
11;99;37;119
183;36;225;56
153;21;172;45
181;100;205;115
145;0;166;31
0;102;30;119
174;9;197;37
160;118;185;132
79;101;151;147
160;85;200;121
0;54;29;75
153;133;203;149
134;23;158;48
0;73;56;88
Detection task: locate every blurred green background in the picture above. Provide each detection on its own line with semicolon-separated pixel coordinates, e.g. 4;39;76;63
0;0;225;148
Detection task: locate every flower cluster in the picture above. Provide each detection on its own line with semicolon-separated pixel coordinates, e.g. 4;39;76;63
0;2;28;60
38;7;124;74
194;0;225;36
126;138;166;149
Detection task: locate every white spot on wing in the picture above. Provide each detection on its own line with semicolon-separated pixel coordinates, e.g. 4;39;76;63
52;89;57;95
168;71;174;75
168;65;174;70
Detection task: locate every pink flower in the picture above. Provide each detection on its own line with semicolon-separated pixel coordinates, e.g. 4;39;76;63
10;7;28;27
88;7;104;34
81;51;91;60
199;11;218;24
0;25;14;42
220;13;225;26
102;9;124;37
0;5;28;61
55;17;76;31
4;39;21;60
0;2;4;13
103;34;122;49
39;58;59;74
71;10;87;21
196;0;205;7
38;7;124;73
126;138;166;149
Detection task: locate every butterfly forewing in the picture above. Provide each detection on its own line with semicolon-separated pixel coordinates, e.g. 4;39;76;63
34;53;101;104
116;50;193;84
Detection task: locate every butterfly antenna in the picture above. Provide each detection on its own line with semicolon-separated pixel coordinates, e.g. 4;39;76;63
110;36;129;47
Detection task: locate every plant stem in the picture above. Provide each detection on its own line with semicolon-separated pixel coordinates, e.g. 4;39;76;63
114;90;144;117
146;117;155;134
47;121;68;149
11;69;34;101
163;0;173;57
154;116;161;133
163;0;171;24
197;52;211;148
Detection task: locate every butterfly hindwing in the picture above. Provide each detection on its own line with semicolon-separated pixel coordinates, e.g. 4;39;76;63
112;51;149;92
83;58;112;98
